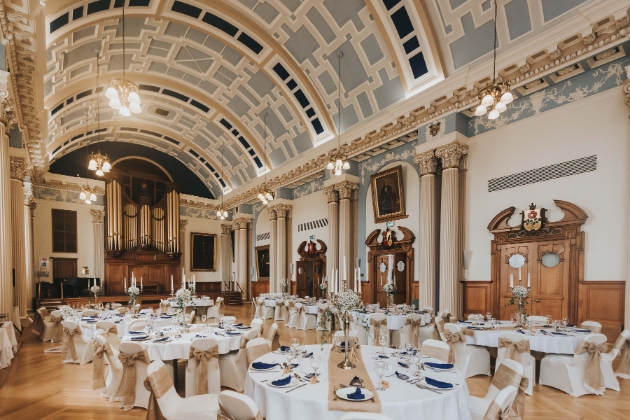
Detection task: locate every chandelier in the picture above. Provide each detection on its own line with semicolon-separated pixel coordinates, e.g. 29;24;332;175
327;51;350;175
80;186;97;205
105;2;141;116
474;0;513;120
258;112;274;205
215;148;229;220
88;152;111;176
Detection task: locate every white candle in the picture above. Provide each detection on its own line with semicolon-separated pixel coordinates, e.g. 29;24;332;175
140;277;143;289
343;257;347;281
527;273;531;288
182;267;185;285
510;274;514;288
171;275;174;292
124;277;127;290
193;274;196;289
518;267;522;281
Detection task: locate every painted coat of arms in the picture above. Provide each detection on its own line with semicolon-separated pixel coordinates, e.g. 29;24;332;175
521;203;545;231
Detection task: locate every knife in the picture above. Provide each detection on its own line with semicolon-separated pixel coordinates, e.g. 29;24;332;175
285;383;307;393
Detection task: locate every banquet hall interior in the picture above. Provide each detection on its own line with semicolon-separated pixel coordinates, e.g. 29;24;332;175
0;0;629;419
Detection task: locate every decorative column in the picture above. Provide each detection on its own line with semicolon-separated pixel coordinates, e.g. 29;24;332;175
352;188;360;289
335;181;359;289
179;219;187;288
268;209;277;292
221;224;231;286
24;183;34;315
623;66;630;329
435;142;468;316
414;150;438;309
324;186;339;281
0;85;16;320
233;217;250;296
10;157;27;316
233;220;240;291
91;210;105;291
275;205;291;290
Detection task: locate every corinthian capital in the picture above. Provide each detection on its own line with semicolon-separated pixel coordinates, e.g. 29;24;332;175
334;181;359;200
323;186;339;203
267;207;277;221
233;217;251;230
10;156;28;180
435;142;468;169
221;224;231;235
0;91;16;129
414;150;438;176
90;210;105;224
269;204;292;218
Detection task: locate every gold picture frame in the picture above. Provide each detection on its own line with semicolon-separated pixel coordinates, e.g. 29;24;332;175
370;165;407;223
190;233;217;272
255;245;270;281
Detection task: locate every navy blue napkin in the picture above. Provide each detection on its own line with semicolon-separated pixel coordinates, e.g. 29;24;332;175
280;346;291;352
90;315;99;318
236;326;251;329
551;332;567;336
131;336;148;341
375;355;389;359
400;350;418;356
153;337;169;343
251;362;278;370
567;324;575;328
225;331;241;336
128;331;145;335
573;329;591;333
195;335;207;338
160;315;173;318
395;371;409;380
398;361;409;368
232;323;243;327
347;387;365;400
458;320;472;324
288;363;298;369
516;330;526;334
425;377;452;389
116;314;124;317
424;362;454;370
349;376;363;386
271;376;292;386
467;326;483;330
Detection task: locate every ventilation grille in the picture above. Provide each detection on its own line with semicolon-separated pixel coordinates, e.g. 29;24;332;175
297;218;328;232
256;232;270;241
488;155;596;192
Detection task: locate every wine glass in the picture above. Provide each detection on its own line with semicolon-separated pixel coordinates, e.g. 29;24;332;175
486;312;492;322
201;314;207;325
374;360;387;391
291;337;300;352
379;334;387;354
510;313;517;324
310;355;321;383
333;334;341;350
545;315;552;326
552;320;560;331
562;318;569;331
405;342;413;357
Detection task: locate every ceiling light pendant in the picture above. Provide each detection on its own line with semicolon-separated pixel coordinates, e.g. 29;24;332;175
106;2;140;116
80;185;97;205
216;148;230;220
328;51;349;176
259;112;274;205
88;151;111;176
474;0;513;121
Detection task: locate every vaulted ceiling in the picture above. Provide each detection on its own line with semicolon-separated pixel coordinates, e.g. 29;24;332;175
31;0;623;201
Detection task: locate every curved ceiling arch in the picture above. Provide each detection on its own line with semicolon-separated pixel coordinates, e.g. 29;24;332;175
110;156;174;181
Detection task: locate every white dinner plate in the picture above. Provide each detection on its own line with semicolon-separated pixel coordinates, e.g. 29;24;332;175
268;377;299;388
419;378;453;390
335;387;374;402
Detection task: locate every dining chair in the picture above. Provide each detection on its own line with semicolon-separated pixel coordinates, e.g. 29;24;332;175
35;308;54;342
245;337;271;366
420;339;450;363
473;385;518;420
274;299;285;322
250;318;264;335
219;329;260;392
218;390;262;420
186;338;221;397
116;342;151;410
252;297;264;319
422;306;434;315
94;334;123;399
49;310;65;343
61;320;93;365
443;323;491;378
129;319;150;332
287;301;298;328
467;314;483;320
263;299;275;320
95;320;120;353
82;309;98;317
468;359;524;419
116;307;129;315
614;329;630;380
207;302;220;323
397;313;423;349
540;333;614;396
266;322;281;350
496;332;535;395
368;313;390;348
526;315;547;325
184;309;196;324
145;359;219;420
338;413;395;420
298;304;317;330
580;320;602;333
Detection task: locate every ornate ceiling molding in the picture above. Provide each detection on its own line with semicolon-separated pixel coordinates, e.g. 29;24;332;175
32;177;105;195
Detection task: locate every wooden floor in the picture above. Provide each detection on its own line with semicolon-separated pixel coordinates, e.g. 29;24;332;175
1;304;628;420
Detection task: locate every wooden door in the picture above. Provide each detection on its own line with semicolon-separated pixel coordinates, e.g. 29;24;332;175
532;241;569;320
374;255;390;308
499;245;531;321
313;260;325;299
148;265;164;289
53;258;77;279
393;253;407;304
296;261;308;298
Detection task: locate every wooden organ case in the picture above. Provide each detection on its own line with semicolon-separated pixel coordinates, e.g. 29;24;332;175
104;170;182;295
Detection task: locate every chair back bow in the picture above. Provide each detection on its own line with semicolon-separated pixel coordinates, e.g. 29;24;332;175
492;362;523;391
370;318;388;346
62;326;83;362
218;403;263;420
614;335;630;379
275;300;285;307
246;344;270;365
189;345;219;395
404;318;422;347
420;343;450;363
92;340;114;390
575;340;607;394
497;337;530;364
442;330;465;364
116;349;151;410
51;315;64;342
143;365;172;420
159;301;170;314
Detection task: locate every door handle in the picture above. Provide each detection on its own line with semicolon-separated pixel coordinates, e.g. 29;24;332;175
534;299;540;303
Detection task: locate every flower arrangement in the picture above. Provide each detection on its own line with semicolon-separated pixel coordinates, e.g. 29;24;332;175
128;286;140;307
511;285;529;299
175;287;193;314
280;279;288;295
90;285;101;297
506;284;530;328
382;283;397;307
331;289;363;314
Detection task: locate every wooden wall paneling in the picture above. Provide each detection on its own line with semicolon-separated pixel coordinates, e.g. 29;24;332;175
462;281;492;318
105;263;124;295
290;282;297;295
194;281;223;299
578;281;625;342
252;281;270;297
411;282;419;303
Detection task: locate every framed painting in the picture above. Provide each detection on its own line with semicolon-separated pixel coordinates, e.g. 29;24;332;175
190;233;217;271
255;245;270;281
370;165;407;223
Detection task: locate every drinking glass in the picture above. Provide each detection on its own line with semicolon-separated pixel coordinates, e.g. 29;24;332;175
405;342;413;357
410;304;416;311
510;313;517;324
310;355;321;383
562;318;569;331
552;320;560;331
375;360;387;391
411;356;420;376
379;334;387;354
291;337;300;352
201;315;207;325
545;315;552;326
486;312;492;322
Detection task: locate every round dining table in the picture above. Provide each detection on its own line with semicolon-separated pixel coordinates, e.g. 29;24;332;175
79;314;175;338
459;321;592;354
0;321;17;369
352;311;432;330
244;344;471;420
265;299;320;315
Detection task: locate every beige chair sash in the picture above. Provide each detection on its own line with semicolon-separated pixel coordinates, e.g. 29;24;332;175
269;331;281;351
51;315;64;342
101;324;118;335
188;345;219;395
492;363;523;391
218;403;263;420
420;344;450;363
482;400;503;420
159;301;169;314
62;326;83;362
276;300;285;307
240;335;251;349
246;344;270;365
506;376;529;420
32;311;44;335
404;318;422;346
575;340;606;393
369;318;388;346
116;349;151;410
143;365;171;420
614;335;630;378
497;337;530;364
442;330;465;364
435;318;445;336
92;340;114;390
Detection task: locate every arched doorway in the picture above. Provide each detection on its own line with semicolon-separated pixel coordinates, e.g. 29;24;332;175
295;240;327;298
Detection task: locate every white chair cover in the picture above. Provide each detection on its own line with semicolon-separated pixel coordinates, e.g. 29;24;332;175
185;310;197;324
246;337;271;366
444;323;491;378
129;320;150;332
36;308;55;342
297;303;317;330
82;309;98;317
49;310;65;343
116;342;151;410
496;332;535;395
95;335;124;401
398;313;423;348
368;313;389;347
61;320;94;365
218;390;262;420
287;301;298;328
207;303;220;322
469;359;524;420
95;320;120;353
250;318;264;336
580;320;602;334
614;329;630;379
219;329;260;392
186;338;221;397
263;299;275;320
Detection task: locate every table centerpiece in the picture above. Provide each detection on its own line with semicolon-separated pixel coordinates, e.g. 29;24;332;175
382;283;397;308
89;285;101;308
331;289;363;369
508;284;530;328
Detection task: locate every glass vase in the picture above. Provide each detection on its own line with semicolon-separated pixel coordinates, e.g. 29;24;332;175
337;313;356;370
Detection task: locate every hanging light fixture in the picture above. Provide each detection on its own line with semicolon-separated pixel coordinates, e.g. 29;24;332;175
474;0;513;120
80;186;98;205
215;148;229;220
327;51;349;176
258;112;274;205
105;2;141;116
89;51;111;176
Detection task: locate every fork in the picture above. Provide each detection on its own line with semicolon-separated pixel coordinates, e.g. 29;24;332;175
416;383;441;394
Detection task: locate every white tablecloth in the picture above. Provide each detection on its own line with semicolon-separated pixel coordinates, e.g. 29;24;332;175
265;300;320;315
352;312;431;331
245;344;471;420
461;322;589;354
80;315;175;338
121;325;246;361
0;321;17;369
170;298;214;307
